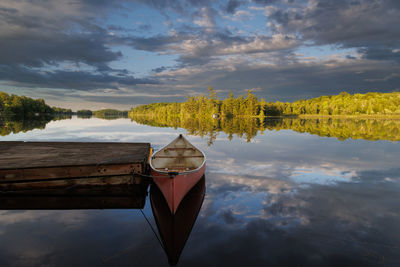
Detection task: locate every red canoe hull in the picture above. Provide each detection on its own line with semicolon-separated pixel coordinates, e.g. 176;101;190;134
151;163;206;214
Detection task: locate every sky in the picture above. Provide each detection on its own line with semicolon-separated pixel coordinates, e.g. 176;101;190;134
0;0;399;110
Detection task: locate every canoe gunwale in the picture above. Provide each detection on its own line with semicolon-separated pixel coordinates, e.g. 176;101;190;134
149;135;206;176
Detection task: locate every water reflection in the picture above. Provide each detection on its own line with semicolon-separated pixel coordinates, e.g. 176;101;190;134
0;185;148;210
198;172;400;266
2;115;400;142
130;115;400;143
0;116;51;136
0;118;399;266
0;115;72;136
150;176;205;266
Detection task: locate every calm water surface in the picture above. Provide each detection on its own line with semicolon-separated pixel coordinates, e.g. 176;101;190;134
0;117;399;266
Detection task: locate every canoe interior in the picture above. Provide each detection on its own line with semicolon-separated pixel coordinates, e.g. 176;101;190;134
151;135;204;173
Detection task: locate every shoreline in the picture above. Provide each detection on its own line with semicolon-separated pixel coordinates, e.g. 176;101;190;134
128;113;400;120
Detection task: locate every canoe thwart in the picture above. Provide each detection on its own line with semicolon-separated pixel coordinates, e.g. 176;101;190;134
155;167;197;171
164;147;196;151
152;155;204;159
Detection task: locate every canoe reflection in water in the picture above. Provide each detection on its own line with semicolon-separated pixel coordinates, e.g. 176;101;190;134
151;175;206;266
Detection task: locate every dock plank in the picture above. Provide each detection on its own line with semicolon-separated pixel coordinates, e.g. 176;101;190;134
0;142;151;183
0;142;150;169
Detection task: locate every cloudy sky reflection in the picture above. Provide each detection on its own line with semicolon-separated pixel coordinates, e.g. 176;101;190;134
0;118;399;266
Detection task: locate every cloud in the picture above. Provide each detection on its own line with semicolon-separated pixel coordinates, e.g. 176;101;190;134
225;0;243;14
117;33;189;53
0;0;115;68
266;0;400;49
192;6;219;34
0;65;158;91
231;10;254;21
0;0;138;91
0;32;121;68
360;46;400;63
154;50;400;101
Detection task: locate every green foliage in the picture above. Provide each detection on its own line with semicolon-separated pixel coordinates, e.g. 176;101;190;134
76;109;93;116
128;89;400;143
92;109;128;118
52;107;73;115
129;88;262;118
0;91;54;118
264;118;400;141
0;116;52;136
130;114;400;143
129;90;400;118
281;91;400;116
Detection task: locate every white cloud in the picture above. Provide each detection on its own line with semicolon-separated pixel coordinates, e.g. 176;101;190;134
193;7;216;31
232;10;253;21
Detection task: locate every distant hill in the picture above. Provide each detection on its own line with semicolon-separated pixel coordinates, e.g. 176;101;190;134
0;90;128;118
93;109;128;117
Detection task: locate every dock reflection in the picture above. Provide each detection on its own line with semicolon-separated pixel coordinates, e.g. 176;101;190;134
0;184;148;210
150;176;206;266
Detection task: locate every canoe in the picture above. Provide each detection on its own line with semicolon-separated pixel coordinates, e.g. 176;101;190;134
150;134;206;214
150;176;205;266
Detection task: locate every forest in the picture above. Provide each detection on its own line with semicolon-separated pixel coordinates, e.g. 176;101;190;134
129;88;400;118
0;91;130;119
77;109;128;118
0;91;75;117
0;91;54;117
92;109;128;118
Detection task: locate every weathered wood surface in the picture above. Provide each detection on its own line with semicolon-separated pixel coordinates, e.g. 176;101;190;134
0;142;151;182
0;184;148;209
0;142;150;168
0;174;145;190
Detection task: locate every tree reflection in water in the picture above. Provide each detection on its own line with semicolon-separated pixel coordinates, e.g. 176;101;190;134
0;116;59;136
130;115;400;144
2;115;400;143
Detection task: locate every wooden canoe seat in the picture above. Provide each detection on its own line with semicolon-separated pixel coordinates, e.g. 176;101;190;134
153;155;204;159
155;166;197;171
164;147;196;151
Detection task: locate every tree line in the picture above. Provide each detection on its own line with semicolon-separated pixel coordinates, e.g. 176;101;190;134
0;91;75;117
1;91;127;118
76;109;128;119
0;91;54;117
3;89;399;119
129;88;400;118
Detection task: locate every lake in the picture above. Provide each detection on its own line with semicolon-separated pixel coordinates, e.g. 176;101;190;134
0;116;399;266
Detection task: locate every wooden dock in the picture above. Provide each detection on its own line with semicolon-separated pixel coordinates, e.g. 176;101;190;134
0;142;151;191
